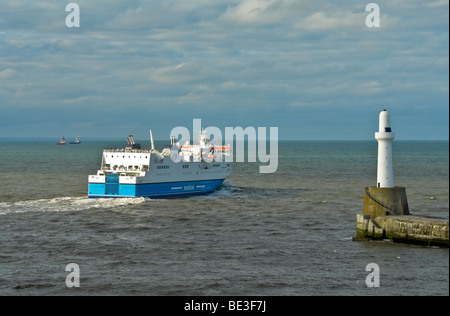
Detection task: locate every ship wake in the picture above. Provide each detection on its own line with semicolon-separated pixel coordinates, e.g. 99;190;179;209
0;196;147;215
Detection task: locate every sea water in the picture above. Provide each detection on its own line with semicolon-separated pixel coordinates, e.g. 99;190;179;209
0;140;448;295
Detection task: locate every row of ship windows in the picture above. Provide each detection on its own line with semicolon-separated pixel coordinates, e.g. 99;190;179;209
158;171;223;176
158;164;221;169
105;155;148;159
105;161;227;170
105;155;228;167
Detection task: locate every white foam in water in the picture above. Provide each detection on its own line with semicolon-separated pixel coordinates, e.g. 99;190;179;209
0;196;147;215
0;202;12;215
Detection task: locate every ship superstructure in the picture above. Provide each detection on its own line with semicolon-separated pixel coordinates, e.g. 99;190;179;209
88;130;231;198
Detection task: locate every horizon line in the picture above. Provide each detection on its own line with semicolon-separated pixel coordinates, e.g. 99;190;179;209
0;137;448;142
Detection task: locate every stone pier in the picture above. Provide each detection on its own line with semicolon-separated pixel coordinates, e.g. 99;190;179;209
355;186;449;247
356;213;449;247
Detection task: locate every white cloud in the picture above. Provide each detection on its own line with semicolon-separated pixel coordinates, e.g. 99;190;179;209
61;95;104;104
0;68;18;79
5;1;24;8
426;0;449;7
221;0;277;24
220;0;301;26
148;62;218;84
295;11;365;31
356;81;383;95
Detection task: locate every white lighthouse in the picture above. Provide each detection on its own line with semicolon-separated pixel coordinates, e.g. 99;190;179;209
375;109;395;188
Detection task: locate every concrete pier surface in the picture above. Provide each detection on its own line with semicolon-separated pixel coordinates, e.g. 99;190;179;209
356;213;449;247
356;186;449;247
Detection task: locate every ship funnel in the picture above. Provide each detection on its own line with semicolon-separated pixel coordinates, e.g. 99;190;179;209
127;135;136;145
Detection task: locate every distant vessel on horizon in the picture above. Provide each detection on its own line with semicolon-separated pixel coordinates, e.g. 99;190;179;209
70;136;81;144
56;136;66;145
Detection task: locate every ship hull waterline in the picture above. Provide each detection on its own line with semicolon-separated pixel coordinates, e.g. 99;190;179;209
88;179;225;199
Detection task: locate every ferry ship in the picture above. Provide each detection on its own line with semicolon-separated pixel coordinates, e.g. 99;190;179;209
88;130;231;198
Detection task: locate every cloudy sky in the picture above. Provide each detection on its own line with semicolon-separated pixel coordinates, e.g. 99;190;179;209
0;0;448;140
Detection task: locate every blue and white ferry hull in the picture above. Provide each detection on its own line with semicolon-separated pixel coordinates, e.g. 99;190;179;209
88;179;225;199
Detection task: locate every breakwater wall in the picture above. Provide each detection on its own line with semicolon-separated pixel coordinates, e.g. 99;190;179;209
356;213;449;247
355;187;449;247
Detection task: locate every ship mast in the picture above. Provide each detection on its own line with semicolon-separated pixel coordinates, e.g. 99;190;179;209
149;129;155;152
